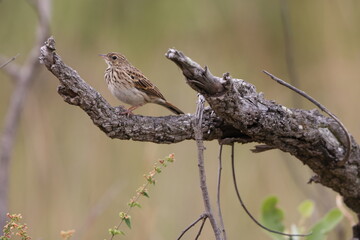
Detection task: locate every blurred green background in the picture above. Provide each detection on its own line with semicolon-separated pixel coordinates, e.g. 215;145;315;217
1;0;359;239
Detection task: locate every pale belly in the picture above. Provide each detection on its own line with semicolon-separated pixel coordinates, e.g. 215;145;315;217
108;83;149;106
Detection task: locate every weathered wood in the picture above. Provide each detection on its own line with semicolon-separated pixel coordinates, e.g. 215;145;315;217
40;38;360;214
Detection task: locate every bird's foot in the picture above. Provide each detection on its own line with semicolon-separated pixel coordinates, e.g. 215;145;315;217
119;105;141;117
119;109;134;117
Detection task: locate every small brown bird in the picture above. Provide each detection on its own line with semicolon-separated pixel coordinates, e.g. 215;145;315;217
100;52;184;115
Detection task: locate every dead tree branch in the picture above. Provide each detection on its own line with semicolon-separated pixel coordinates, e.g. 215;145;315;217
39;39;360;215
165;48;360;214
0;0;51;228
193;95;222;240
39;37;248;144
216;144;226;239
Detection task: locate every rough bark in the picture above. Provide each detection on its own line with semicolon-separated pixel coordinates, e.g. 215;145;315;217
40;37;360;214
166;49;360;213
39;37;247;144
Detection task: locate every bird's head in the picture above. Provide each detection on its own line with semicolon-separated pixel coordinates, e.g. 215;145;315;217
99;52;128;67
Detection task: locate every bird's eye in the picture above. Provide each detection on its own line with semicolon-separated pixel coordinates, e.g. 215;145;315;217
111;55;117;60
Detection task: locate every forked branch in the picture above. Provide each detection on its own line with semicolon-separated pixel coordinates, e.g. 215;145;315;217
166;48;360;214
177;214;208;240
39;39;360;215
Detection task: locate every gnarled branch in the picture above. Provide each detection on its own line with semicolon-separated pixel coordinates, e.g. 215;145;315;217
39;37;248;144
166;48;360;214
39;38;360;215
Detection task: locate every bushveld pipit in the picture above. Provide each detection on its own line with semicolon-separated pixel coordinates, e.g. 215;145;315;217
100;52;183;115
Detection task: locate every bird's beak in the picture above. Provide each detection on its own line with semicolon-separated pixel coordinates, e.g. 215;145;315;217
98;54;107;58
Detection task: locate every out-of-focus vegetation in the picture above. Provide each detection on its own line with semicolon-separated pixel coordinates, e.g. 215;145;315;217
261;196;343;240
1;213;31;240
0;0;359;239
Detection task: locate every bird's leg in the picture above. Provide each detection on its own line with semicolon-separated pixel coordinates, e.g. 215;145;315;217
120;105;143;116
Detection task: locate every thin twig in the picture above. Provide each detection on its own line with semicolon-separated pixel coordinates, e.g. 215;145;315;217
0;55;20;80
193;94;222;240
195;216;207;240
230;144;311;238
217;144;226;239
0;54;20;69
177;214;207;240
263;70;351;166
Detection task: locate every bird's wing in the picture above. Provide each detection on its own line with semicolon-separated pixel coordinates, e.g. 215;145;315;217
125;66;166;100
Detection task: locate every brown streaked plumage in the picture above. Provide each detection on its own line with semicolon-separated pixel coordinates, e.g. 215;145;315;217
100;52;184;115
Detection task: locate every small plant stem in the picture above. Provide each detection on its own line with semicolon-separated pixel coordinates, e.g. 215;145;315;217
109;181;149;240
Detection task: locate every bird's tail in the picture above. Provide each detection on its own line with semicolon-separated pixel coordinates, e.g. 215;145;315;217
156;100;184;115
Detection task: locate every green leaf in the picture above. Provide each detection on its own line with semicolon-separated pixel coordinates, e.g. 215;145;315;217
298;200;314;219
128;201;142;208
125;217;132;229
307;208;343;240
155;167;162;173
141;190;150;198
260;196;286;240
146;176;156;185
